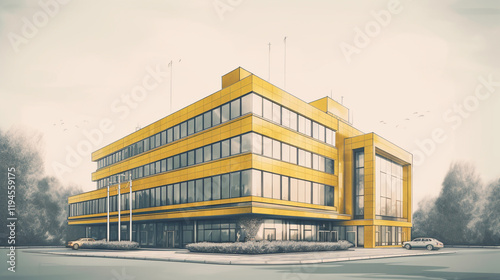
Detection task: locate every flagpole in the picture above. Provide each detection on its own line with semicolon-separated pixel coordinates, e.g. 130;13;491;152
129;174;132;242
169;60;173;113
284;36;287;89
268;42;271;81
118;175;121;242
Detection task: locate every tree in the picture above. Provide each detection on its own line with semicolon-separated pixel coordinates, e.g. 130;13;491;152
412;162;500;245
0;127;82;245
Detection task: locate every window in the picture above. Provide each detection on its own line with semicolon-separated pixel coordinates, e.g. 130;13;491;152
180;122;187;138
263;172;273;198
187;181;195;203
212;107;221;126
241;94;252;115
325;186;334;206
282;143;290;162
221;140;230;158
325;158;334;174
263;99;273;120
173;183;180;204
204;146;212;162
212;142;221;160
204;178;212;201
195;115;203;133
354;150;365;217
272;174;281;200
289;146;297;164
231;136;240;155
290;178;298;202
212;176;221;200
252;133;262;154
180;153;187;167
195;179;203;202
272;103;281;124
272;140;281;160
203;111;211;129
263;137;273;158
313;122;319;139
161;159;166;172
251;170;262;197
281;177;289;200
305;119;312;136
241;133;252;153
180;182;187;204
241;170;251;196
167;128;173;143
173;155;180;169
282;108;290;127
221;104;230;123
253;94;263;116
298;115;306;134
167;158;173;171
195;148;203;164
221;174;230;199
230;99;241;119
188;119;195;135
230;172;240;198
173;125;180;141
304;151;312;168
188;150;195;166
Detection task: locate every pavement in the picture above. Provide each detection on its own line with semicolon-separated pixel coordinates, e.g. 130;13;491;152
22;247;456;265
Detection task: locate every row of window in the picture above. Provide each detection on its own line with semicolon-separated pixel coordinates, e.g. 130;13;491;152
97;93;336;170
70;169;335;217
97;132;335;189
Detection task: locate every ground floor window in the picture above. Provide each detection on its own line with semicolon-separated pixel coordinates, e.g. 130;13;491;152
375;226;403;246
82;218;367;248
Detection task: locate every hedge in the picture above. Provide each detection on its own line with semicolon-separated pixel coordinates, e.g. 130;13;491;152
79;241;140;250
186;240;353;254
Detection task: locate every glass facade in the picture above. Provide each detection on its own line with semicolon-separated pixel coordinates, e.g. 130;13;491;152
70;169;335;217
97;132;335;189
375;155;403;219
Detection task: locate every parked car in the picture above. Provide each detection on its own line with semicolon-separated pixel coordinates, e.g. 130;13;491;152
403;238;444;250
66;238;95;250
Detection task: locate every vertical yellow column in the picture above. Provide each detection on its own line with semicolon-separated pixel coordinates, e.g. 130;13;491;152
364;225;376;248
364;135;376;221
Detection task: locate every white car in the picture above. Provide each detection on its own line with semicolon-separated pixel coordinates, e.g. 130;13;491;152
403;238;444;250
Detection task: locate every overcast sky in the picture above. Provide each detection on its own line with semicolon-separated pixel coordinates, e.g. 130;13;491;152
1;0;499;208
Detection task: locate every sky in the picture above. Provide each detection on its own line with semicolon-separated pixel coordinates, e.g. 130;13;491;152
0;0;499;209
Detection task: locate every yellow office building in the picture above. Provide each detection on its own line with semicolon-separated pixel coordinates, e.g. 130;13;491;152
68;67;412;248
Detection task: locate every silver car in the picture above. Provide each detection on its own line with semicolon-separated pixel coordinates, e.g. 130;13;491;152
403;238;444;250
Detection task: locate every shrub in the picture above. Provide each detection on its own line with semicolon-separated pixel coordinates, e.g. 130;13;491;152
186;240;353;254
79;240;140;250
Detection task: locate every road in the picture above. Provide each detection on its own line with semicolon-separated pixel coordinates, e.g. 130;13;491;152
1;248;499;280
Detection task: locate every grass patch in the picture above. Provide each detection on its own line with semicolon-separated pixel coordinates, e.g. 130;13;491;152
79;241;140;250
186;240;353;254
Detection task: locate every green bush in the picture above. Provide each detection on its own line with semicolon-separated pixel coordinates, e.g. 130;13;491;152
79;241;140;250
186;240;353;254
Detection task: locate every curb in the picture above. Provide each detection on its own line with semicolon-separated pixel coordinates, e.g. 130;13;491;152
22;249;456;265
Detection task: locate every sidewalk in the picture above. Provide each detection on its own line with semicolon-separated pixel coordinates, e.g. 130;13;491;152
23;247;456;265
